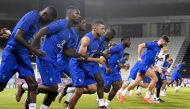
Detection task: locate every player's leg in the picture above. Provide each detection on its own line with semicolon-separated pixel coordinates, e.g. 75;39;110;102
68;87;84;109
83;83;97;94
41;91;58;108
120;63;140;98
67;59;86;109
155;72;163;103
63;93;74;108
58;84;75;103
144;69;158;103
161;80;167;96
117;81;128;99
35;57;61;109
15;50;38;109
94;72;105;108
0;48;18;91
123;73;144;95
168;73;176;86
119;73;144;103
176;77;182;92
168;80;174;86
105;80;122;108
23;76;38;104
57;67;73;103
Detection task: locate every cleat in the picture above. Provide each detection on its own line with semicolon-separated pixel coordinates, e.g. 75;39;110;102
15;82;25;102
154;98;160;104
137;92;142;96
144;98;155;104
119;93;125;104
63;101;69;108
105;106;111;109
99;106;106;109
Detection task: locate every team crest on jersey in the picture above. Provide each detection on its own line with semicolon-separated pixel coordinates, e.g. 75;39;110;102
57;40;66;50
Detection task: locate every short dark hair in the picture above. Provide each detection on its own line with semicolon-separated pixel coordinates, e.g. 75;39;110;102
121;37;130;42
161;35;170;42
46;6;57;19
124;53;130;57
66;5;79;15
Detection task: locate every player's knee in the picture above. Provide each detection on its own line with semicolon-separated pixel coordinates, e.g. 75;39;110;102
97;79;104;87
104;87;110;93
134;81;141;86
75;88;84;95
113;85;120;91
52;91;58;98
28;83;38;91
88;90;96;94
88;87;97;94
50;84;58;93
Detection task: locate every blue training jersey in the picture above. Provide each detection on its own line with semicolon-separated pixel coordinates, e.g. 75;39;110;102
173;63;184;74
7;10;40;51
163;60;169;68
75;32;102;71
57;27;79;64
41;19;75;63
108;43;125;68
141;41;161;66
77;32;102;57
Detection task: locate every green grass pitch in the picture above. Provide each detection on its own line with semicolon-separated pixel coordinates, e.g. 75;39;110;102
0;87;190;109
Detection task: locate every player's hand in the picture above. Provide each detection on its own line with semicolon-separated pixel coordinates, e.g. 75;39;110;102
77;56;86;61
137;57;142;63
99;64;103;67
77;54;88;61
32;49;46;57
97;57;106;64
106;67;112;74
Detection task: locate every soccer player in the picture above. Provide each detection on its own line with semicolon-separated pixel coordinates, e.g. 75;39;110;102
57;18;87;106
168;62;186;92
103;40;131;109
59;28;116;108
119;35;169;104
117;60;139;98
16;6;82;109
160;57;173;96
154;46;170;103
0;7;57;109
68;20;106;109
